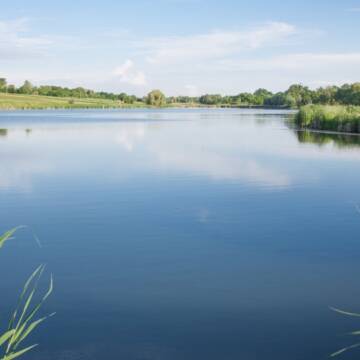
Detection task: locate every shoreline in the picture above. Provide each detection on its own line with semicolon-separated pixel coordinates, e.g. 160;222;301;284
0;93;291;111
0;104;292;111
295;127;360;137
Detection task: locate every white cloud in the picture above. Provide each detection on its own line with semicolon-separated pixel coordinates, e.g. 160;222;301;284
1;17;358;95
270;52;360;70
0;18;53;59
5;112;360;193
112;117;292;187
136;22;296;65
219;52;360;71
184;84;199;97
346;7;360;12
113;59;147;86
154;148;291;186
0;131;53;191
115;124;145;152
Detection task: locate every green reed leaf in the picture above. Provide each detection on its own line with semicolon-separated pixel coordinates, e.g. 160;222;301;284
330;307;360;317
331;342;360;357
0;331;14;348
2;344;37;360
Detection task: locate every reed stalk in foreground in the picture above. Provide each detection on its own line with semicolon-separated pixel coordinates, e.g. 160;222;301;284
330;307;360;357
0;228;54;360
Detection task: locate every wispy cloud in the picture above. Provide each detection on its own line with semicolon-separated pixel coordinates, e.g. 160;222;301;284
346;7;360;12
115;123;145;151
113;59;147;86
0;18;54;59
184;84;199;96
135;22;297;65
0;15;358;95
218;52;360;71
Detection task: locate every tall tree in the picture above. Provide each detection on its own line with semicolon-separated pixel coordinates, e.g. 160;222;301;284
146;90;166;107
18;80;34;95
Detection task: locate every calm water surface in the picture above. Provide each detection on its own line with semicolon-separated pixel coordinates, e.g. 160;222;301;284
1;109;360;360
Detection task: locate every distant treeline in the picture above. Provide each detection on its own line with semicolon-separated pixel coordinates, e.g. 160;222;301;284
170;83;360;107
0;79;140;104
1;78;360;108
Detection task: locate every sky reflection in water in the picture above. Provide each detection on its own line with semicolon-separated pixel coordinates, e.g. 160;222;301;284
1;109;360;360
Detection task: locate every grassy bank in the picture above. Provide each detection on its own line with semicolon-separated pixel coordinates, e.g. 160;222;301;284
295;105;360;133
0;93;290;110
0;93;146;110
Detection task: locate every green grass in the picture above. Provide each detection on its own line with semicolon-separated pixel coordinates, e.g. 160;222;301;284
0;93;290;110
0;93;146;110
295;105;360;133
0;229;53;360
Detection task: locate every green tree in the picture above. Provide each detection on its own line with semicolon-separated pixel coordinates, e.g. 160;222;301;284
313;86;338;105
199;94;223;105
146;90;166;107
72;87;87;98
18;80;34;95
254;88;272;98
118;93;136;104
6;85;16;94
253;88;273;105
284;94;297;108
286;84;313;107
239;93;255;104
0;78;7;93
336;83;360;105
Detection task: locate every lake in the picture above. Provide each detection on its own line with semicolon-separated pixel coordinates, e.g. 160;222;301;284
1;108;360;360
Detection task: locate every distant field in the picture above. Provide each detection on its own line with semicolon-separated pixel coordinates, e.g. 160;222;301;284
0;93;291;110
0;93;146;110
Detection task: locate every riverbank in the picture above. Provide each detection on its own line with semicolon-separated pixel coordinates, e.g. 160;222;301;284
295;105;360;133
0;93;146;110
0;93;292;111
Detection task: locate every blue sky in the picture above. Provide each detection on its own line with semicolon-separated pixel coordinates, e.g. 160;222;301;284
1;0;360;95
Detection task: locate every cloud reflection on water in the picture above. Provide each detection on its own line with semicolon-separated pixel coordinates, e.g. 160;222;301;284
1;110;360;192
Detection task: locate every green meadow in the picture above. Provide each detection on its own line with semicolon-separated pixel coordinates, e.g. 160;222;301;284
0;93;145;110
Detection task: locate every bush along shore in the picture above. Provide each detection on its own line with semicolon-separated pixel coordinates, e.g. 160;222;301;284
295;105;360;134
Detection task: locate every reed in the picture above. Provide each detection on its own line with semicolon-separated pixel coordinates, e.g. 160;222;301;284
295;105;360;133
330;307;360;357
0;229;54;360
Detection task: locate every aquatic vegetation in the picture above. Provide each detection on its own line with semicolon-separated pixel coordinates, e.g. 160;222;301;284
295;105;360;133
330;307;360;357
0;229;54;360
295;130;360;148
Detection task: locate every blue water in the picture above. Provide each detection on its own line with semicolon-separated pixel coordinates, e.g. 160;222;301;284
1;109;360;360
